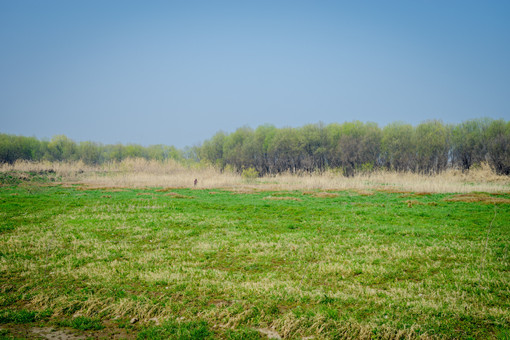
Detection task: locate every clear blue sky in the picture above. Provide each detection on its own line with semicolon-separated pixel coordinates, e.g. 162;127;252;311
1;1;509;148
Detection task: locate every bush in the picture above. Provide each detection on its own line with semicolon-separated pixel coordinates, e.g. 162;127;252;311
242;167;259;181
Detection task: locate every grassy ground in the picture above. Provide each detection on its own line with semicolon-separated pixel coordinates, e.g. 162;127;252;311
0;173;509;339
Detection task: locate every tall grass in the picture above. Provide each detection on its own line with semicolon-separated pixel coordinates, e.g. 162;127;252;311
1;159;509;193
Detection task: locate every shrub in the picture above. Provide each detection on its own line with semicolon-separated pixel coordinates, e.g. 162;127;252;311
242;167;259;181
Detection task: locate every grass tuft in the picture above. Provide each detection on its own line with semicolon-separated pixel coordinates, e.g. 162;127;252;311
0;309;51;324
137;320;213;340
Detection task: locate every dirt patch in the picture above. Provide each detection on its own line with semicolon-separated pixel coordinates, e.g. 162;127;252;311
30;327;86;339
209;299;231;307
443;193;510;204
0;323;136;340
254;327;281;339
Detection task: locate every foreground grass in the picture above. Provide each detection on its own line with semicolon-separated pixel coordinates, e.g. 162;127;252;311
0;181;509;339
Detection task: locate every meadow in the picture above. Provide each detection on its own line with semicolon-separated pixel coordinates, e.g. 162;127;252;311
0;163;509;339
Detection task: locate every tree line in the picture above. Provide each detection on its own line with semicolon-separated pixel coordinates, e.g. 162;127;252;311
197;118;510;176
1;118;509;175
0;134;183;165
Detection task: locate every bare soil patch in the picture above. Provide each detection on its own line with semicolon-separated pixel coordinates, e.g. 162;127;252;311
0;324;135;340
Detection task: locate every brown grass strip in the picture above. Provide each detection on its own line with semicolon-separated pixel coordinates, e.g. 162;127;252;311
443;193;510;204
399;192;433;198
155;187;176;192
312;192;339;198
164;192;194;199
352;189;375;196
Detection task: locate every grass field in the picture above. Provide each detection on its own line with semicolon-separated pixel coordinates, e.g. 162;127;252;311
0;170;509;339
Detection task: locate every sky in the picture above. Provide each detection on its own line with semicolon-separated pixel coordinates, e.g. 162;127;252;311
1;1;509;148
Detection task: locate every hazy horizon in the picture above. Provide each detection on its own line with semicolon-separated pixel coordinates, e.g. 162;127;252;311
2;1;509;148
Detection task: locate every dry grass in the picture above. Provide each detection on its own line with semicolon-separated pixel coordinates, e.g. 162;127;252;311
443;193;510;204
1;159;509;193
164;192;194;199
310;192;339;198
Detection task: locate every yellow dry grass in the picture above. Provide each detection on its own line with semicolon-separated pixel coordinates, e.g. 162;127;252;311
310;192;339;198
1;159;509;193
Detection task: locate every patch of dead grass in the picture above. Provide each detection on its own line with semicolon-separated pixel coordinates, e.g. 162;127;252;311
311;192;339;198
155;187;177;192
443;193;510;204
3;159;510;193
405;200;424;207
164;192;194;199
399;192;433;198
352;189;375;196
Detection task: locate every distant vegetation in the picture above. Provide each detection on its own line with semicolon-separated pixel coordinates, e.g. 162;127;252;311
198;118;510;176
1;118;509;175
0;134;183;165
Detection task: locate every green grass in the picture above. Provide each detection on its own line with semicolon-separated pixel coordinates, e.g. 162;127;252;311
138;320;213;339
0;182;509;339
54;316;105;331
